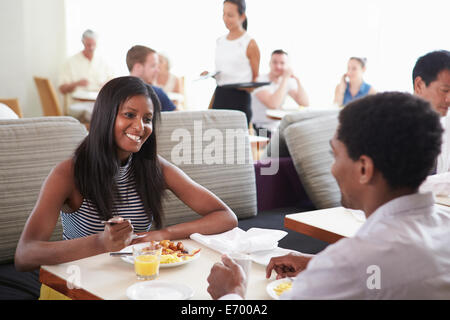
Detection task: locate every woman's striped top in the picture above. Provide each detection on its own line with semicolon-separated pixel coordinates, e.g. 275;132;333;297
60;157;152;240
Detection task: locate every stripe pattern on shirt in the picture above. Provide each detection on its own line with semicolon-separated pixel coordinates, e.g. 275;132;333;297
60;158;152;240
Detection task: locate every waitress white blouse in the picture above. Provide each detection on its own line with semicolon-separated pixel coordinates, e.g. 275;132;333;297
214;32;253;86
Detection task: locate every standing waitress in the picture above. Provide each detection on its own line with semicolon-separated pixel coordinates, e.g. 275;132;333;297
203;0;260;125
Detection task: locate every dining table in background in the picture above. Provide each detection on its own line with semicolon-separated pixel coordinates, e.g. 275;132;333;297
71;90;98;102
266;105;341;121
284;202;449;243
68;90;98;123
39;239;277;300
167;92;185;107
435;196;450;207
284;207;366;244
265;109;298;121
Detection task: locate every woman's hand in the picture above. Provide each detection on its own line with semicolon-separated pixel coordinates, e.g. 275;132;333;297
99;217;134;252
334;73;348;106
338;73;348;93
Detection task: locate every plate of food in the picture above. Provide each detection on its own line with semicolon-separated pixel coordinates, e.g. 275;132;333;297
117;240;201;268
126;280;194;300
266;278;293;300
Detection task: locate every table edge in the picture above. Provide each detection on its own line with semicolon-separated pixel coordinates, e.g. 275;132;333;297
39;267;102;300
284;216;343;244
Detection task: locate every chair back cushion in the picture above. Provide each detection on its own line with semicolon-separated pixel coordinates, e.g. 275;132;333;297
284;114;341;209
263;109;340;158
0;117;87;263
156;110;257;226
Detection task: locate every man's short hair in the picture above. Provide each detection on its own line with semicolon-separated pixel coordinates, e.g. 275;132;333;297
81;29;97;42
412;50;450;87
337;92;443;190
271;49;288;56
126;45;156;72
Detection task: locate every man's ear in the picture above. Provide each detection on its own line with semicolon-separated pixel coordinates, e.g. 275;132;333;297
358;155;374;184
132;63;143;75
414;76;425;94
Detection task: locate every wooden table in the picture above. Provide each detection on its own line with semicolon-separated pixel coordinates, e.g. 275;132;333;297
435;196;450;207
265;109;298;120
72;90;98;102
285;202;450;244
39;239;275;300
284;207;365;243
266;106;340;120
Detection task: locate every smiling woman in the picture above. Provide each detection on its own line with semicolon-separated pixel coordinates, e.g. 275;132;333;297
114;95;154;161
14;76;238;273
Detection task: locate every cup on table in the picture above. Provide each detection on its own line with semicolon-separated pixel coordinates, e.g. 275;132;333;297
228;252;252;294
133;244;161;280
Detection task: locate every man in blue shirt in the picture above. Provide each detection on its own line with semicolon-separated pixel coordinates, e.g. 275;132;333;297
126;45;176;112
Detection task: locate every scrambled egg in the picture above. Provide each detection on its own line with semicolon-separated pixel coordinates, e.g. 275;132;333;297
160;253;193;264
160;253;182;264
274;281;292;296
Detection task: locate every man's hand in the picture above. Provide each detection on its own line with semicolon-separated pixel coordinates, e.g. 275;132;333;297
207;254;247;299
266;252;313;279
59;79;89;94
76;79;89;87
282;67;294;79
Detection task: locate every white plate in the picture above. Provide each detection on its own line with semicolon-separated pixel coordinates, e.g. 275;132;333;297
266;278;293;300
126;281;194;300
250;247;298;266
119;242;201;268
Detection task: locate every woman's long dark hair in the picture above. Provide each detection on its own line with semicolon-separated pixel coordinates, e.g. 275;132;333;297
73;76;165;229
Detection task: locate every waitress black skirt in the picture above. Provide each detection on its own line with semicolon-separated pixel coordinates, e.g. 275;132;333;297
212;86;252;125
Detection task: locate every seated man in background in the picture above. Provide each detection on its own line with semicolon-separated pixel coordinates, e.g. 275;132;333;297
414;50;450;195
126;45;176;112
413;51;450;169
207;92;450;299
251;49;309;136
58;29;114;121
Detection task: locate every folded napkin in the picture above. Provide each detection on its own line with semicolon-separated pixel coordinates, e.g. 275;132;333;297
190;227;287;254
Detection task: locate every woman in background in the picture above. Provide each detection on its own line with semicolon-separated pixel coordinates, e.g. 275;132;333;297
334;57;376;106
156;53;184;107
202;0;260;125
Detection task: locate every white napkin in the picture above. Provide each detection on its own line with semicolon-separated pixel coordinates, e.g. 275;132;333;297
190;227;287;254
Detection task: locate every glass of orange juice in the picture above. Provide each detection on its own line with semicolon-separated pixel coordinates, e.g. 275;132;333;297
133;244;161;280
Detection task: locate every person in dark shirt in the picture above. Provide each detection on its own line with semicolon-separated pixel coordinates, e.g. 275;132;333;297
126;45;176;112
